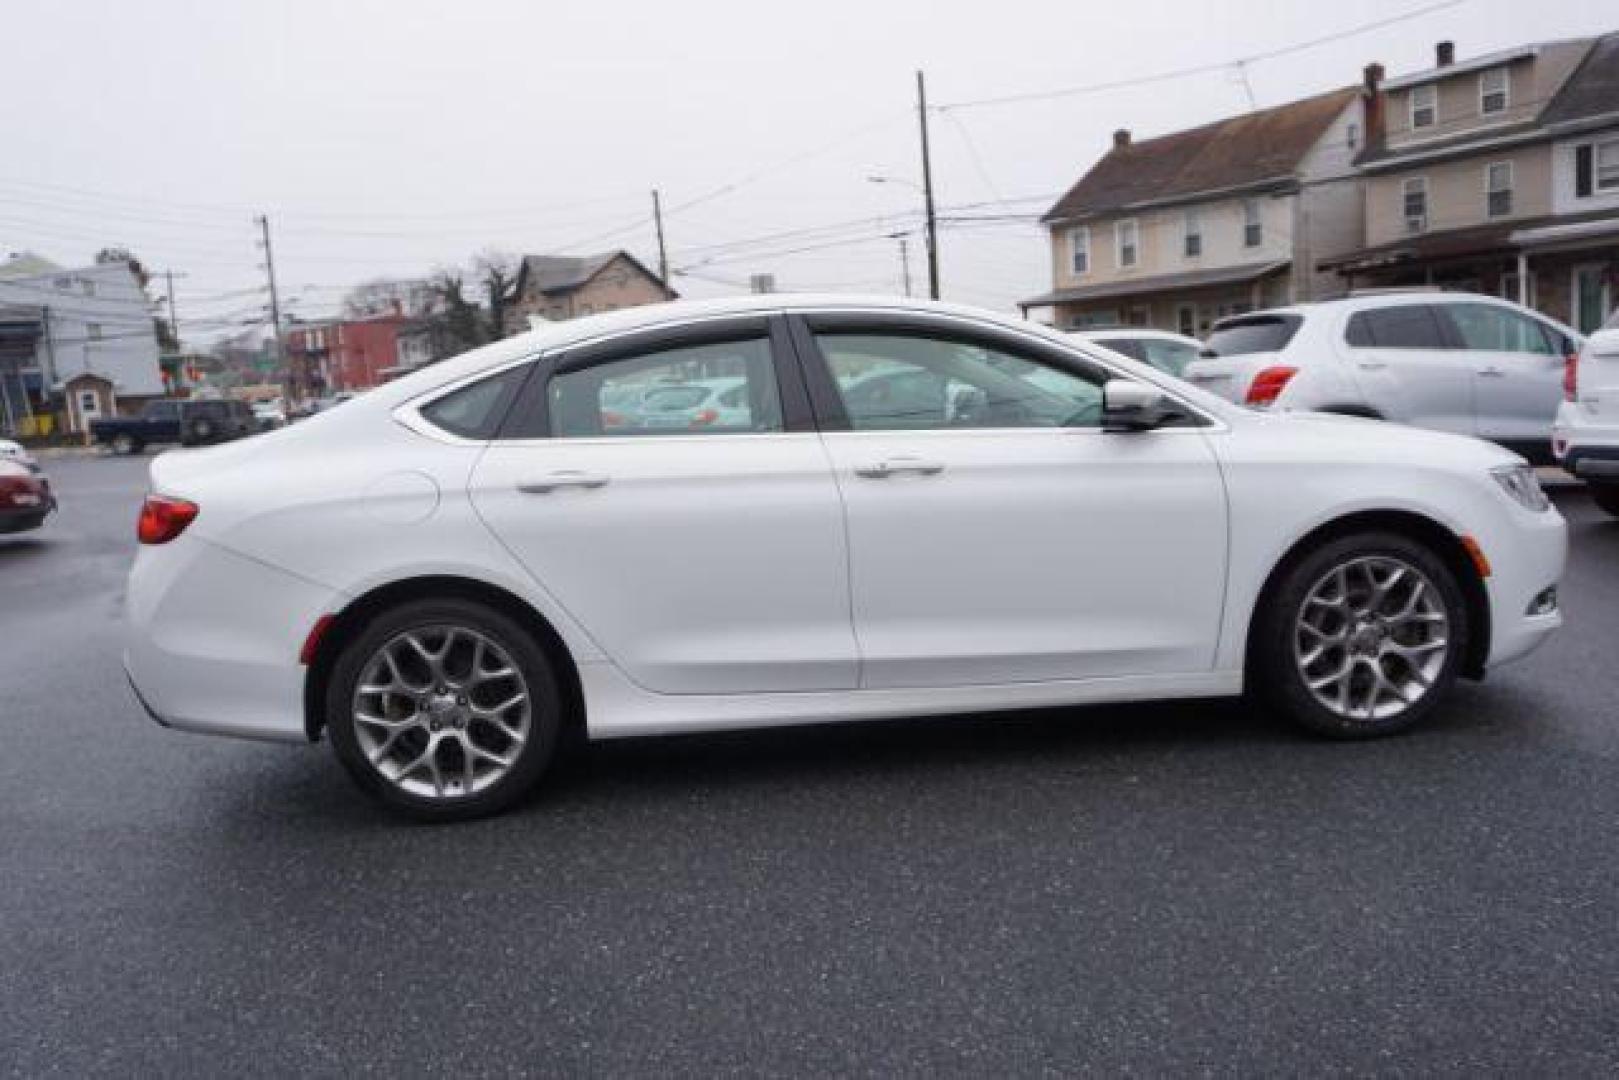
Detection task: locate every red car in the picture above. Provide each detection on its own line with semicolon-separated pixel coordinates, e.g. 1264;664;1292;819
0;459;55;534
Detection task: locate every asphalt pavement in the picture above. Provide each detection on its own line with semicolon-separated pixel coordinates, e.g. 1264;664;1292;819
3;454;1618;1075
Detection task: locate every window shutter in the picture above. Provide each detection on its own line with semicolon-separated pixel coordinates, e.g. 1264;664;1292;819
1576;144;1594;198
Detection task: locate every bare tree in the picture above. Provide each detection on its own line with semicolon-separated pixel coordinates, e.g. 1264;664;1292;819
341;277;438;319
472;250;521;339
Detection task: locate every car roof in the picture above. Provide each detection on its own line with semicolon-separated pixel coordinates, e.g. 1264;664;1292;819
1078;328;1201;345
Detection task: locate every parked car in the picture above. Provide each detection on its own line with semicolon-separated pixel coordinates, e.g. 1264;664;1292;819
0;437;41;473
1076;328;1202;377
93;399;257;454
1182;292;1581;462
1553;307;1619;518
252;400;288;431
628;377;754;430
125;295;1566;821
0;458;55;534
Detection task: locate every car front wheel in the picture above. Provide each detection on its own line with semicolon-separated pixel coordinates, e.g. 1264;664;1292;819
1254;532;1467;738
325;598;563;821
112;433;137;455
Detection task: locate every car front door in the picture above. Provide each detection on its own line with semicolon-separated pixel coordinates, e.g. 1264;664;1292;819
468;317;858;695
1340;304;1474;435
791;314;1228;690
1439;301;1570;451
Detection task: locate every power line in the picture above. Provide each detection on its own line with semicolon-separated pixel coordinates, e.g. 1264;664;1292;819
937;0;1469;111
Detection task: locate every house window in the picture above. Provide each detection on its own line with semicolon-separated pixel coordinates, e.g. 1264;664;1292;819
1410;85;1437;129
1577;138;1619;197
1116;219;1138;268
1403;178;1428;233
81;280;96;297
1480;67;1509;116
1486;162;1513;217
1183;210;1202;258
1346;122;1361;151
1242;200;1262;247
87;323;103;341
1068;227;1090;275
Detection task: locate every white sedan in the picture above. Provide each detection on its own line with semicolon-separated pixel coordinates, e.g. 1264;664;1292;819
124;296;1567;820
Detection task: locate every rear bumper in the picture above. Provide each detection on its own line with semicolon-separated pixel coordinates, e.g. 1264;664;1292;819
1552;403;1619;479
124;534;340;743
0;503;52;534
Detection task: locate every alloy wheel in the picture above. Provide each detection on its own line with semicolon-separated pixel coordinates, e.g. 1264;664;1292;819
1293;555;1451;722
350;625;531;799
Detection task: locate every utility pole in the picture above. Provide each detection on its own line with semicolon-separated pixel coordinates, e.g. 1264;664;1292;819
651;189;670;290
894;234;913;297
916;69;940;300
256;214;287;397
164;269;181;350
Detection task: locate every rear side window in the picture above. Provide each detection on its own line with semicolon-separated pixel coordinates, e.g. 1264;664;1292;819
1343;306;1447;349
1205;315;1301;356
420;364;529;439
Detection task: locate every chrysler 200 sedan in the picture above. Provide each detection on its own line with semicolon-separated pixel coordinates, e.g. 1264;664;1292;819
124;296;1566;820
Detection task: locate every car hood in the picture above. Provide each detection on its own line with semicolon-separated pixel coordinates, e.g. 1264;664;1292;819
1244;407;1523;467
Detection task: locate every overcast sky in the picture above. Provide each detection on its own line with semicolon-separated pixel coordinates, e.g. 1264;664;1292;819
1;0;1612;344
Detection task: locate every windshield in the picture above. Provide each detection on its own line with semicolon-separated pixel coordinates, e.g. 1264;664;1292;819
1205;315;1302;357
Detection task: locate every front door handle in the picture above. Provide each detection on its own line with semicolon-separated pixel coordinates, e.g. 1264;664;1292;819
854;457;945;479
516;470;610;494
1477;366;1506;378
1357;360;1389;371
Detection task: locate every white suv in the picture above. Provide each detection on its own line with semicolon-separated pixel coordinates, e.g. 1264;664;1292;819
1553;308;1619;518
1183;293;1581;461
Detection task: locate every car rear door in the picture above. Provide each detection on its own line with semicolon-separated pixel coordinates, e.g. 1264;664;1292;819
1340;304;1474;435
468;316;858;695
1438;301;1570;451
792;312;1228;690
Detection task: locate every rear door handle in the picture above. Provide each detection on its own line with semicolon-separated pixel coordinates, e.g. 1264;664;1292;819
1357;360;1389;371
1478;366;1506;378
516;470;610;494
854;457;945;479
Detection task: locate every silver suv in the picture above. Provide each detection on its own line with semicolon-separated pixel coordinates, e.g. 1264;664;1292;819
1553;307;1619;517
1183;292;1581;461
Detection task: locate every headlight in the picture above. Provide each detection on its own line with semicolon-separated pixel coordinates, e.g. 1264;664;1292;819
1491;464;1551;512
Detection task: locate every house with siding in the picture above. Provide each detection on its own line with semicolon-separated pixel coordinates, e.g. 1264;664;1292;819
1322;35;1619;334
1022;84;1367;335
503;250;675;335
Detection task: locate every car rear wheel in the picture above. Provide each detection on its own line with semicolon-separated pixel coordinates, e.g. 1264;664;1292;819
112;433;137;455
325;598;562;821
1254;532;1467;738
1590;483;1619;518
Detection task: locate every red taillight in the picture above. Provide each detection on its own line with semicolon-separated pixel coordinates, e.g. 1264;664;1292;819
1245;366;1298;406
0;474;42;509
1563;353;1579;402
689;408;720;428
137;495;199;545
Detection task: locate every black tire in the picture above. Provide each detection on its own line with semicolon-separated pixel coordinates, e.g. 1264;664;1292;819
186;417;215;445
112;432;138;456
325;597;563;822
1251;530;1469;739
1591;483;1619;519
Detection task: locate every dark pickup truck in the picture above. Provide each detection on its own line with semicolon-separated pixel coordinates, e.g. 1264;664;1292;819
92;399;257;454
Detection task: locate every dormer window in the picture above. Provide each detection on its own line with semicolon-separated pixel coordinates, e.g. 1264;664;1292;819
1480;67;1509;115
1410;85;1437;129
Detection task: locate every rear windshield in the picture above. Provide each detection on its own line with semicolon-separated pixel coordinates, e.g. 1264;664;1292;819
1205;315;1302;357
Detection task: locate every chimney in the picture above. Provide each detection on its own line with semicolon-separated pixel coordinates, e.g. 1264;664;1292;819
1436;41;1455;67
1113;129;1131;150
1361;63;1386;154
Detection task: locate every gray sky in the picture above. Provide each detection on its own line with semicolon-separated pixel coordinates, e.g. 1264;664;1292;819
1;0;1612;343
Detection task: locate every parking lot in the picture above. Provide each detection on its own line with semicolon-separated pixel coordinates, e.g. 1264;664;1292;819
3;454;1618;1074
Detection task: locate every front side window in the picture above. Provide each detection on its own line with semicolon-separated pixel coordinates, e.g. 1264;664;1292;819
1486;162;1513;217
549;337;782;438
1115;220;1138;268
1242;200;1262;247
1403;178;1428;233
1443;304;1556;355
1183;209;1202;257
146;400;179;421
815;332;1108;431
1480;67;1509;115
1410;85;1437;129
1068;227;1090;275
1344;305;1447;349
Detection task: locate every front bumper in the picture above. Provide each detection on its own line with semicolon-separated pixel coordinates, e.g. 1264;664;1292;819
125;534;342;743
1481;506;1566;670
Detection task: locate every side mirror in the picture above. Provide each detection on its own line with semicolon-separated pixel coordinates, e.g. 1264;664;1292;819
1589;328;1619;359
1103;379;1174;431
